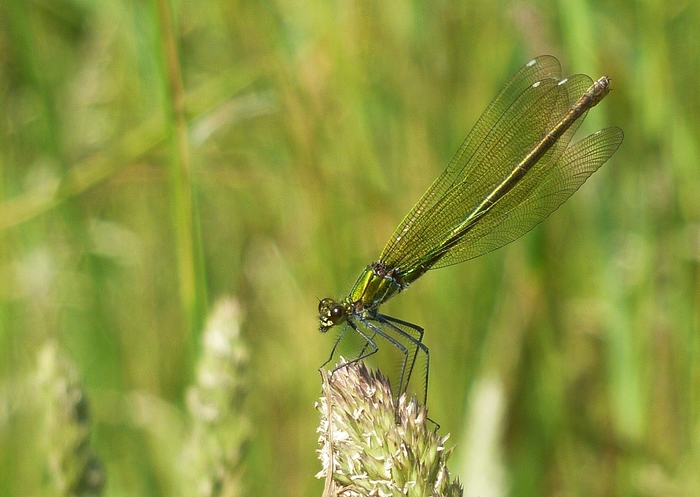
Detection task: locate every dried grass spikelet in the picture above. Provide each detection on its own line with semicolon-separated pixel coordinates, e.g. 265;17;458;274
316;361;462;497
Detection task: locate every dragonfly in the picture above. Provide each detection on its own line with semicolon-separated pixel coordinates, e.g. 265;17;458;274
319;55;623;404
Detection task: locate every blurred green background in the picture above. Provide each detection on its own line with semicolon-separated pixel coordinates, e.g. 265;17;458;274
1;0;699;495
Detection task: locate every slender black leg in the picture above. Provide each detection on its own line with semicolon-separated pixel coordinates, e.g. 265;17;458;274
329;318;413;386
320;315;430;408
318;319;386;374
321;324;350;369
375;314;430;406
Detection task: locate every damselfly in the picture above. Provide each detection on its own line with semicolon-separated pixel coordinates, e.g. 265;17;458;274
319;55;623;403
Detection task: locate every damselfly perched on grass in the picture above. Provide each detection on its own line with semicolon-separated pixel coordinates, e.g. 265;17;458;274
319;55;623;403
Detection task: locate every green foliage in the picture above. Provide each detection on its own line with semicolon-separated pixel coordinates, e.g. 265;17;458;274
1;0;699;495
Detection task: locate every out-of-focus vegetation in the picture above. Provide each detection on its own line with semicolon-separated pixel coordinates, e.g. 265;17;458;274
0;0;698;495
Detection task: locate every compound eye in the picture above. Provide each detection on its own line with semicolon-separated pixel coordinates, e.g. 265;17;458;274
330;305;345;323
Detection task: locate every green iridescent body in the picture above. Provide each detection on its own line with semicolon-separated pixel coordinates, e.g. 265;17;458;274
319;263;403;332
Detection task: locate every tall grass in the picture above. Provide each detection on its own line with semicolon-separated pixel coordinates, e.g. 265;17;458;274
0;0;698;495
